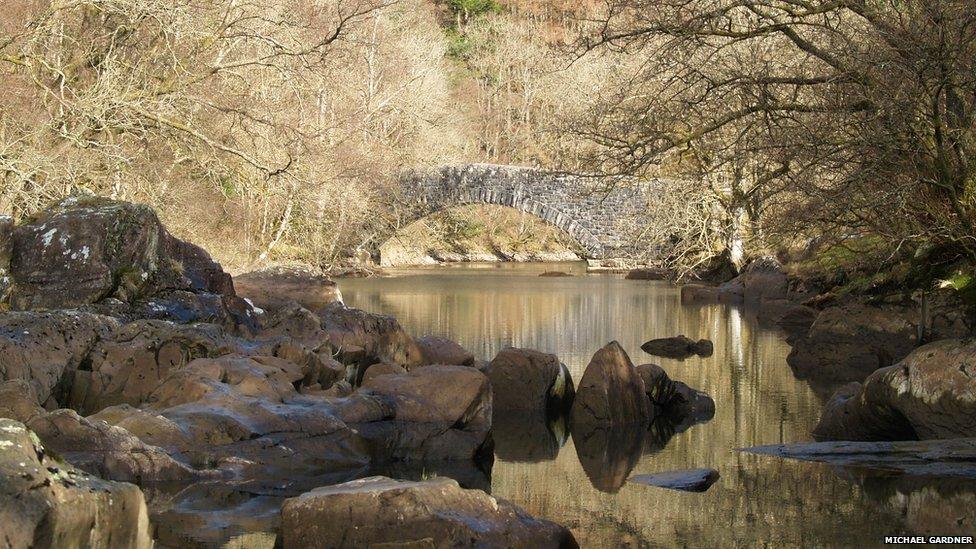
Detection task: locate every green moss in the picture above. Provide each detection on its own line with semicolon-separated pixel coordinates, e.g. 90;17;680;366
944;270;976;306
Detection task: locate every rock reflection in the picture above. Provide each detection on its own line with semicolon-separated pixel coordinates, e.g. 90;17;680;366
854;475;976;536
493;410;568;463
572;421;647;493
146;482;283;548
572;410;715;493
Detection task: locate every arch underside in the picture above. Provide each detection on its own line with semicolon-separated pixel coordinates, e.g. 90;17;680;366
407;188;605;259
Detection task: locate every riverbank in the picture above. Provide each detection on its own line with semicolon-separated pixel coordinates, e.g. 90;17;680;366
3;198;976;546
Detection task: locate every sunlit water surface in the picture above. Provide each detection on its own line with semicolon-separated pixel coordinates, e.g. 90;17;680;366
337;262;975;548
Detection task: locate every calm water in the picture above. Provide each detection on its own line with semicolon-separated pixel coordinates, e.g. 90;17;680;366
338;262;976;548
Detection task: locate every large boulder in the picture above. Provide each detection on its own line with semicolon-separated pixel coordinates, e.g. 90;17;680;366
415;335;475;366
571;342;651;427
485;347;575;416
6;197;232;309
360;362;407;384
814;339;976;441
358;365;493;462
0;311;119;407
320;302;422;370
759;299;818;341
280;476;577;548
233;267;342;312
715;256;788;303
0;419;153;548
788;303;919;383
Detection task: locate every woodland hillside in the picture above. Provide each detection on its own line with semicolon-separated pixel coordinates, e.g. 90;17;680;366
3;0;976;294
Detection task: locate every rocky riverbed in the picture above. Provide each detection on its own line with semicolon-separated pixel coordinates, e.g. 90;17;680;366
3;197;976;547
0;198;717;547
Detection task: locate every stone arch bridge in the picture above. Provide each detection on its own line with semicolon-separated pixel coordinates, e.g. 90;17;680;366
386;164;663;261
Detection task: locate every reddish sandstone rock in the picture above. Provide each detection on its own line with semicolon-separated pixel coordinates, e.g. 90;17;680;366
788;303;918;383
280;476;578;549
234;267;342;312
7;197;233;309
814;339;976;441
27;408;203;482
320;302;422;370
485;347;574;415
67;320;235;415
0;311;119;407
361;362;408;384
0;418;153;549
571;342;651;427
415;335;475;366
359;365;493;462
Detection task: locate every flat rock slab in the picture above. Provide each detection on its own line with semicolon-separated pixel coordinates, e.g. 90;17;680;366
629;468;720;492
739;439;976;478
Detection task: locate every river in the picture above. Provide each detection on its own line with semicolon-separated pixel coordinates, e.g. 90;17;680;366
337;262;972;547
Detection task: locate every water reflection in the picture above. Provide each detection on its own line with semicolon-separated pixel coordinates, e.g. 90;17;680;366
338;263;974;546
493;411;568;463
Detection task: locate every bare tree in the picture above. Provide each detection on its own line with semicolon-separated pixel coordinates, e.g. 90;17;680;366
570;0;976;274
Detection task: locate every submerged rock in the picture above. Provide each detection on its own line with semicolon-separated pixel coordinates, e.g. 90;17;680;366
485;347;575;416
740;438;976;478
415;335;475;366
814;339;976;441
280;476;578;548
640;335;713;359
539;270;573;277
787;303;918;383
629;468;720;492
0;418;153;548
571;341;651;428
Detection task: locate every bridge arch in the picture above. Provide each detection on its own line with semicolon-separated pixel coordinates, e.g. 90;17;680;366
386;164;661;261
